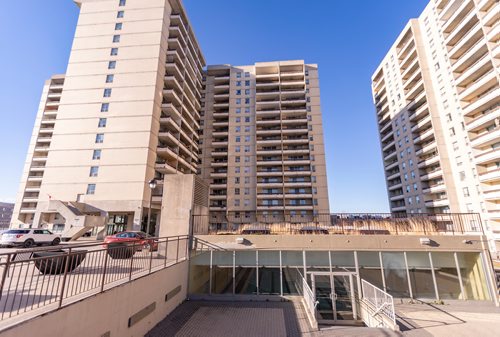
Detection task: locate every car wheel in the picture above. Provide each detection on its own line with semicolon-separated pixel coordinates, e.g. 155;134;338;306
51;238;61;246
23;239;35;248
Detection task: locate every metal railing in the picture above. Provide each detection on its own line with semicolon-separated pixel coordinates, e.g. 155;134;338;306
302;275;317;325
0;235;189;322
361;279;395;326
192;212;484;235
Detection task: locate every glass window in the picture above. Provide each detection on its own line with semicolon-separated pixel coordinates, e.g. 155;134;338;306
101;103;109;112
112;35;120;43
98;118;107;128
382;252;410;297
95;133;104;143
89;166;99;177
210;251;233;294
406;252;436;299
357;251;383;288
431;252;462;300
92;149;101;160
119;0;126;6
115;23;122;30
305;251;329;272
282;251;304;294
235;251;257;294
456;252;490;300
106;74;114;83
103;88;112;97
86;184;96;195
108;61;116;69
117;11;124;18
110;48;118;56
258;251;280;295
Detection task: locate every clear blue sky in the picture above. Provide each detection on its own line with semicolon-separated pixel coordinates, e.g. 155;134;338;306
0;0;428;212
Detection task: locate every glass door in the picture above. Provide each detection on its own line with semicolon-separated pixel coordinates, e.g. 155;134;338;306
312;272;357;324
312;274;335;323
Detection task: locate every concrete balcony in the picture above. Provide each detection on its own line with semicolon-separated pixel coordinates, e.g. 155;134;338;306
382;140;396;152
391;205;407;212
423;183;446;194
383;150;397;161
462;87;500;116
452;41;487;73
420;169;443;181
257;194;284;199
257;181;282;188
466;106;500;132
385;161;399;170
283;181;311;187
479;168;500;183
401;57;419;80
411;113;432;133
282;138;308;145
257;171;282;177
256;160;282;166
448;22;483;61
413;128;434;144
209;194;227;200
155;162;177;174
27;176;43;182
483;187;500;201
389;194;404;201
425;198;449;208
210;161;228;167
388;183;402;191
441;0;473;33
459;70;497;101
284;170;311;176
454;53;490;86
24;187;41;192
470;128;500;148
418;154;440;168
381;130;394;143
19;208;37;214
415;141;437;156
474;148;500;165
209;206;227;211
386;171;401;181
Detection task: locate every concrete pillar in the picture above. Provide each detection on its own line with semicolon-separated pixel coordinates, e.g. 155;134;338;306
159;174;196;237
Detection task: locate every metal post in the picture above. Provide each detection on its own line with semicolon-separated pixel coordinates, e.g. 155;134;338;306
428;252;439;301
101;249;109;293
209;250;213;295
404;252;413;299
232;251;236;295
149;243;154;273
176;236;180;263
256;250;259;295
163;238;169;267
354;251;362;298
58;248;72;308
454;252;466;300
379;251;386;292
0;254;12;300
146;191;153;236
279;250;283;296
129;242;135;281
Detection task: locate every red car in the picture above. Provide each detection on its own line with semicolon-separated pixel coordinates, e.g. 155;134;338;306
103;231;158;251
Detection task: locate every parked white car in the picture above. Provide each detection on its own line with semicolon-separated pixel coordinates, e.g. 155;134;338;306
0;229;61;248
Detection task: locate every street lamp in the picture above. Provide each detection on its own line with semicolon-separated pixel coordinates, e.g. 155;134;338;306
146;179;157;236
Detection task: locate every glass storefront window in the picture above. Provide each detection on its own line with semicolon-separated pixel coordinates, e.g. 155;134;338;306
189;252;211;294
282;251;303;294
235;251;257;294
357;251;383;289
212;251;233;294
306;251;330;272
431;252;462;300
406;252;435;299
382;252;410;297
331;251;355;272
456;252;490;301
258;251;280;295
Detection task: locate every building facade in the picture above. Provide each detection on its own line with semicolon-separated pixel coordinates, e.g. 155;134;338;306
11;0;205;237
0;202;14;229
371;0;499;250
11;0;330;237
200;61;329;219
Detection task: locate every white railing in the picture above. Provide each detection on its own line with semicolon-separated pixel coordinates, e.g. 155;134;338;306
361;279;396;325
302;276;317;321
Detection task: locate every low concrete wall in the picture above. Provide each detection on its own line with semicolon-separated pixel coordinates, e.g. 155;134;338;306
1;261;189;337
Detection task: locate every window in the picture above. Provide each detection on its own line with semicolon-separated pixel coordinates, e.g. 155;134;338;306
236;81;242;86
113;35;120;43
236;117;241;123
235;156;240;163
95;134;104;143
106;74;114;83
459;171;466;181
305;79;310;85
101;103;109;112
98;118;107;128
115;23;122;30
236;89;241;95
244;146;250;153
235;188;240;195
244;199;250;206
409;159;413;166
244;126;250;132
416;196;420;204
235;167;240;173
245;89;250;95
236;72;242;78
244;117;250;123
449;127;455;136
89;166;99;177
117;11;124;18
413;183;418;191
406;185;410;193
92;149;102;160
244;177;250;184
235;146;241;152
244;72;250;77
244;188;250;195
235;177;240;184
244;166;250;173
245;80;250;86
103;88;112;97
404;173;408;181
244;98;250;104
245;107;250;113
236;98;241;104
244;136;250;142
408;197;412;205
411;171;415;179
86;184;96;195
236;108;241;114
235;136;241;142
463;187;470;197
234;200;240;207
119;0;126;6
235;126;241;132
110;48;118;56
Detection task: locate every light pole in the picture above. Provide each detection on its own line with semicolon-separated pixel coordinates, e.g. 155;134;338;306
146;179;157;236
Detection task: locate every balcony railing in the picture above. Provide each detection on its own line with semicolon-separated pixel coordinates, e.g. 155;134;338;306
192;212;484;235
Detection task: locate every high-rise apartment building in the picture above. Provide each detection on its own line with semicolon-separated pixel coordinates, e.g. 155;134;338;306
200;61;329;218
371;0;499;250
11;1;330;237
11;0;205;237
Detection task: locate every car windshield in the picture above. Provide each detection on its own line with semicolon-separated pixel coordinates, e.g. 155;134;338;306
116;233;136;238
4;230;30;234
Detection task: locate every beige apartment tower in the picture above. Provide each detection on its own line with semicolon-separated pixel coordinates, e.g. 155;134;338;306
12;1;330;237
372;0;499;250
200;61;330;219
11;0;205;238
